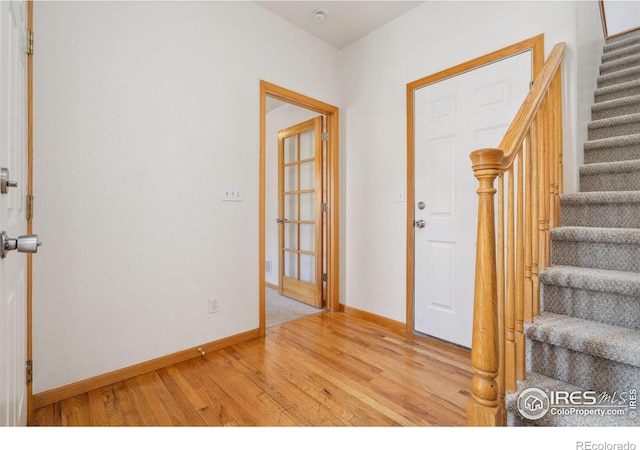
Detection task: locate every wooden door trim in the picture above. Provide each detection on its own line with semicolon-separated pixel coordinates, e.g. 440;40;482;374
405;35;544;333
260;81;340;336
26;0;34;425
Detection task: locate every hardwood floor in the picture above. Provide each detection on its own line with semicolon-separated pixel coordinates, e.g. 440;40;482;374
32;312;472;426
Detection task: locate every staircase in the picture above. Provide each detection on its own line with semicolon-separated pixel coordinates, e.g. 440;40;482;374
507;30;640;426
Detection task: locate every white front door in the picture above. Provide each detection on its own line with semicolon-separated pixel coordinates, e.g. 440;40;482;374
413;51;532;348
0;0;29;426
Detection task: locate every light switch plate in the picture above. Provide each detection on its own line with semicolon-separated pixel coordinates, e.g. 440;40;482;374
222;186;242;202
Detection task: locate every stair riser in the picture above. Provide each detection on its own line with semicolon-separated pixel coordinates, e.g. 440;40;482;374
580;170;640;191
560;202;640;228
542;284;640;331
584;144;640;164
588;120;640;140
595;84;640;102
592;101;640;120
551;240;640;273
527;340;640;394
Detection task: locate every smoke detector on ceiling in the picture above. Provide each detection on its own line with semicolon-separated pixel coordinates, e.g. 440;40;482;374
312;9;328;24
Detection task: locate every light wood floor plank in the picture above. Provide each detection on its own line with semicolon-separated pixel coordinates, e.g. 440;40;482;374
31;312;472;426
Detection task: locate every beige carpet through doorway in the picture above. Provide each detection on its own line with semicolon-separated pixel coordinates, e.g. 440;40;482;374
265;287;323;328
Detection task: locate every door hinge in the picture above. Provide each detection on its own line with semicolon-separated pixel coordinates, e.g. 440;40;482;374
322;203;328;212
26;195;34;220
321;132;328;142
26;360;33;385
322;273;327;282
26;30;34;55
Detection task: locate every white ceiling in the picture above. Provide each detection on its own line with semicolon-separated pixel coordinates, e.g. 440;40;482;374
254;1;425;50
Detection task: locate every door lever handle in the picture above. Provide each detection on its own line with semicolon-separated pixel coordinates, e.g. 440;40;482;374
1;231;42;258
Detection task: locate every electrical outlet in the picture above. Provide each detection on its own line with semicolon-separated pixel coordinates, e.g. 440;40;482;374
209;297;219;314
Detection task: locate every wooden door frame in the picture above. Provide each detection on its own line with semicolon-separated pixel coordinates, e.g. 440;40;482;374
27;0;34;424
405;35;544;334
259;81;340;336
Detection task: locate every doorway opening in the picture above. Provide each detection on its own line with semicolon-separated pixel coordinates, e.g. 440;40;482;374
259;81;340;336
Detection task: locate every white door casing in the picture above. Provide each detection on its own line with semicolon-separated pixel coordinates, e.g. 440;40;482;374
413;51;532;348
0;0;29;426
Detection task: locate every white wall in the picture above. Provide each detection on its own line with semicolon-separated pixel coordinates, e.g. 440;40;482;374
32;1;340;393
603;0;640;36
265;104;320;286
576;1;607;172
340;1;585;322
33;0;605;394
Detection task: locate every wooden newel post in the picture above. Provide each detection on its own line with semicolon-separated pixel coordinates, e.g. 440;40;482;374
467;148;505;426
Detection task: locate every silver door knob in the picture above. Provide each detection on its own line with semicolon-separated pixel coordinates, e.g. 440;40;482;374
276;218;284;224
1;168;18;194
1;231;42;258
415;219;426;229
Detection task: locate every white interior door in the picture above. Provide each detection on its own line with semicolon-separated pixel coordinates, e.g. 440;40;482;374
413;51;532;348
0;0;29;426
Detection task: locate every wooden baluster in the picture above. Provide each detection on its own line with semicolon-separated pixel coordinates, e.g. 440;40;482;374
467;148;505;427
532;115;541;317
497;173;506;405
505;165;516;392
524;129;534;325
516;148;525;381
552;68;564;224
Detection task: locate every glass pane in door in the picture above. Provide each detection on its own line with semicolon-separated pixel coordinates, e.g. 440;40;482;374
299;129;314;160
300;254;315;283
284;136;297;164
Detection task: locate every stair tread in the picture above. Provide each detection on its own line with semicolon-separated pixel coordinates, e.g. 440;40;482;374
584;133;640;150
580;158;640;175
592;94;640;111
604;33;640;53
551;226;640;244
588;112;640;129
541;264;640;297
594;78;640;97
561;190;640;204
506;372;639;426
597;67;640;87
526;312;640;368
602;41;640;62
600;53;640;74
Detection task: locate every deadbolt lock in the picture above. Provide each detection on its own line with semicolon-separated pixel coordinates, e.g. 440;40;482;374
1;168;18;194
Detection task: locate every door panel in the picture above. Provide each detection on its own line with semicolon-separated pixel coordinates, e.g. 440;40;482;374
414;51;532;348
0;0;29;426
278;117;323;307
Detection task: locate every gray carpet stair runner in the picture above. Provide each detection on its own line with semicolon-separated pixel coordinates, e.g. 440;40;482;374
506;29;640;427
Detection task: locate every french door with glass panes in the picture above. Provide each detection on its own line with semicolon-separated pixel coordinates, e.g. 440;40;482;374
277;116;323;308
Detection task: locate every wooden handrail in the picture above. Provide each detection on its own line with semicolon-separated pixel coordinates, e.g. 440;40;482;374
501;43;566;166
467;42;566;426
